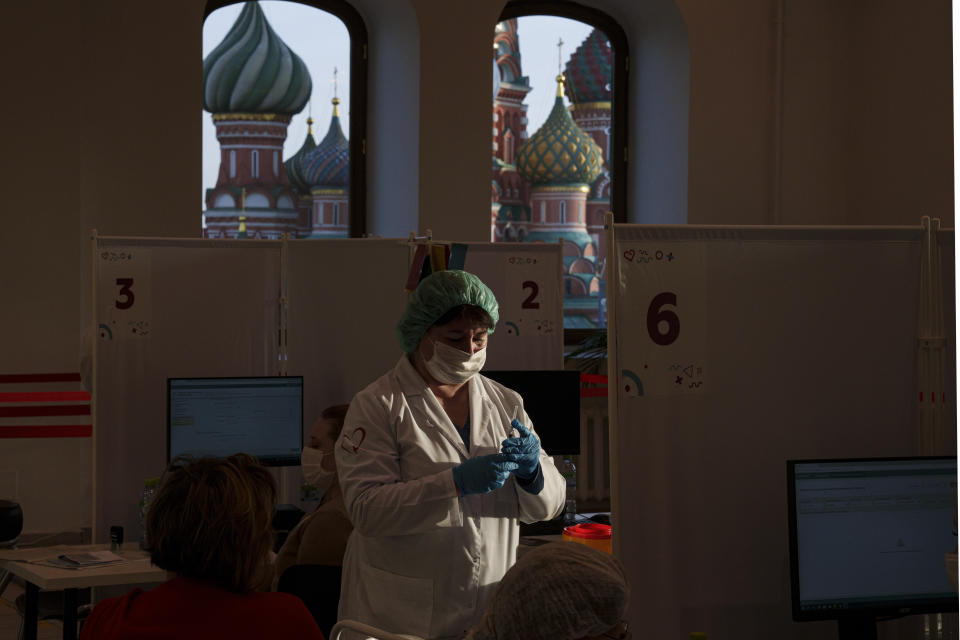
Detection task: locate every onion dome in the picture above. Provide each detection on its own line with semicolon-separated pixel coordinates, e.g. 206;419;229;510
302;99;349;188
492;49;501;101
563;29;612;105
494;20;528;86
203;2;312;114
285;117;316;194
516;76;603;186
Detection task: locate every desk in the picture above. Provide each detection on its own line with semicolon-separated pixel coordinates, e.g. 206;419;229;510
0;543;166;640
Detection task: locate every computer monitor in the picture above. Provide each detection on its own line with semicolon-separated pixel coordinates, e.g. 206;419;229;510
167;376;303;467
787;456;958;640
482;370;580;455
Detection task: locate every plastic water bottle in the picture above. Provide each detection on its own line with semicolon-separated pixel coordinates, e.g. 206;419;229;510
138;477;160;550
560;458;577;526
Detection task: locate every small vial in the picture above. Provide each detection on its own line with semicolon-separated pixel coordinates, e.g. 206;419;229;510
109;525;124;553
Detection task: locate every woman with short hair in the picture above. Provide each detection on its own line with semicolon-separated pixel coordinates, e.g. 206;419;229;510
80;454;325;640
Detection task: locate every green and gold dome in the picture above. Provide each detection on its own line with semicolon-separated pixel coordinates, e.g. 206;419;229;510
516;75;604;187
203;1;312;115
285;117;317;194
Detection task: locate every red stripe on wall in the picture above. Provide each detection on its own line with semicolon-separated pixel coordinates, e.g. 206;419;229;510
580;388;608;398
0;405;91;417
0;425;92;438
579;373;608;384
0;373;82;384
0;391;91;403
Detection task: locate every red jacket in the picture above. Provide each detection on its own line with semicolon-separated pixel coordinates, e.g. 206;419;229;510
80;576;325;640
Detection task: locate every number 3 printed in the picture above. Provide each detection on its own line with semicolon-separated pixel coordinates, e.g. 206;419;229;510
115;278;135;310
521;281;540;309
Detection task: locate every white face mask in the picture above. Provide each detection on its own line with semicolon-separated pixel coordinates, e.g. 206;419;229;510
301;446;337;494
424;339;486;385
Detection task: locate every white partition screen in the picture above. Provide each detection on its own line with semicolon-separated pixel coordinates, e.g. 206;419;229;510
607;225;956;640
284;239;412;436
285;239;564;425
457;241;564;371
93;237;282;543
93;236;566;532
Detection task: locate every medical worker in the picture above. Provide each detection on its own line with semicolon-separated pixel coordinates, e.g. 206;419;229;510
335;270;566;640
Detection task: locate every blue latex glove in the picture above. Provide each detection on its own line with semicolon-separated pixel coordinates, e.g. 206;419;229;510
500;419;541;480
452;453;520;496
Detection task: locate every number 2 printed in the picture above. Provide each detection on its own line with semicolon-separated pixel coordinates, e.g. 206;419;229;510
115;278;135;310
521;281;540;309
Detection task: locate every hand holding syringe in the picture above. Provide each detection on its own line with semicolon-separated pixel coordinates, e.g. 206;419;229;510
500;406;541;480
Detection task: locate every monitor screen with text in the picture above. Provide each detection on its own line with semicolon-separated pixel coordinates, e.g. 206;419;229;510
788;457;957;619
168;377;303;467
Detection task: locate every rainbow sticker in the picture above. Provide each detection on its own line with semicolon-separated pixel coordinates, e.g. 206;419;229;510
621;369;644;396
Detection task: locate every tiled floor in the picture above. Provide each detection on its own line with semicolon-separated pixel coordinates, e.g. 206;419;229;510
0;579;66;640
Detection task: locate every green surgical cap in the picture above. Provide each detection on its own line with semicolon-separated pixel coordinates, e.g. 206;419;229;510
396;270;499;353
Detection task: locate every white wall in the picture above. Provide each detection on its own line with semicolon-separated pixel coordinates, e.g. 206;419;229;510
352;0;421;238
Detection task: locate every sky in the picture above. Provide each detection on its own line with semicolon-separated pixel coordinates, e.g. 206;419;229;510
201;4;595;211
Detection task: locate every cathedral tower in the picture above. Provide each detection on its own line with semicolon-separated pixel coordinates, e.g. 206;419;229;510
202;1;312;239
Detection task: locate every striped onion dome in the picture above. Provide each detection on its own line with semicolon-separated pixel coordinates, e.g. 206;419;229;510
563;29;612;105
285;117;316;194
302;100;349;188
494;20;524;85
516;77;603;186
203;2;312;114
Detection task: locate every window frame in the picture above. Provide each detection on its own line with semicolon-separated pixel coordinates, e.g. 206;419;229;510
499;0;628;347
204;0;368;237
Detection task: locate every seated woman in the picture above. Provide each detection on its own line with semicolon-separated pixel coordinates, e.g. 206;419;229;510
465;542;630;640
275;404;353;580
80;454;325;640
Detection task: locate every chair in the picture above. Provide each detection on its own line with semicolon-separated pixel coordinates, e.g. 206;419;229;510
329;619;424;640
276;563;342;638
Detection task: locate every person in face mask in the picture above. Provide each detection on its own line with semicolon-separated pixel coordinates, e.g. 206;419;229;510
335;270;566;640
275;404;353;583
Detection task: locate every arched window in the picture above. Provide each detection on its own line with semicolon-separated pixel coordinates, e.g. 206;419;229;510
493;1;628;332
203;0;367;237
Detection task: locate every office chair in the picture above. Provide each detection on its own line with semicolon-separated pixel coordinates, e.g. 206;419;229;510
277;563;342;638
329;619;424;640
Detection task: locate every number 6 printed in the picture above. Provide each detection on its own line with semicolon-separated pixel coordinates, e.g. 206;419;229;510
647;291;679;346
115;278;135;310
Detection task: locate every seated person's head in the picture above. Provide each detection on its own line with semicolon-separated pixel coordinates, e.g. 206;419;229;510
307;404;350;452
302;404;349;488
146;454;276;593
467;542;630;640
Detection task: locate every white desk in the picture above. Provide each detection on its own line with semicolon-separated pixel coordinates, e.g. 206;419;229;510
0;543;166;640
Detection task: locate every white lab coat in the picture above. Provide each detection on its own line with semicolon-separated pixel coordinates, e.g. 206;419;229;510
335;356;566;640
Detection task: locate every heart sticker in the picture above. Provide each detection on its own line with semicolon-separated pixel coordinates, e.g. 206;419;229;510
341;426;367;454
624;249;635;261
